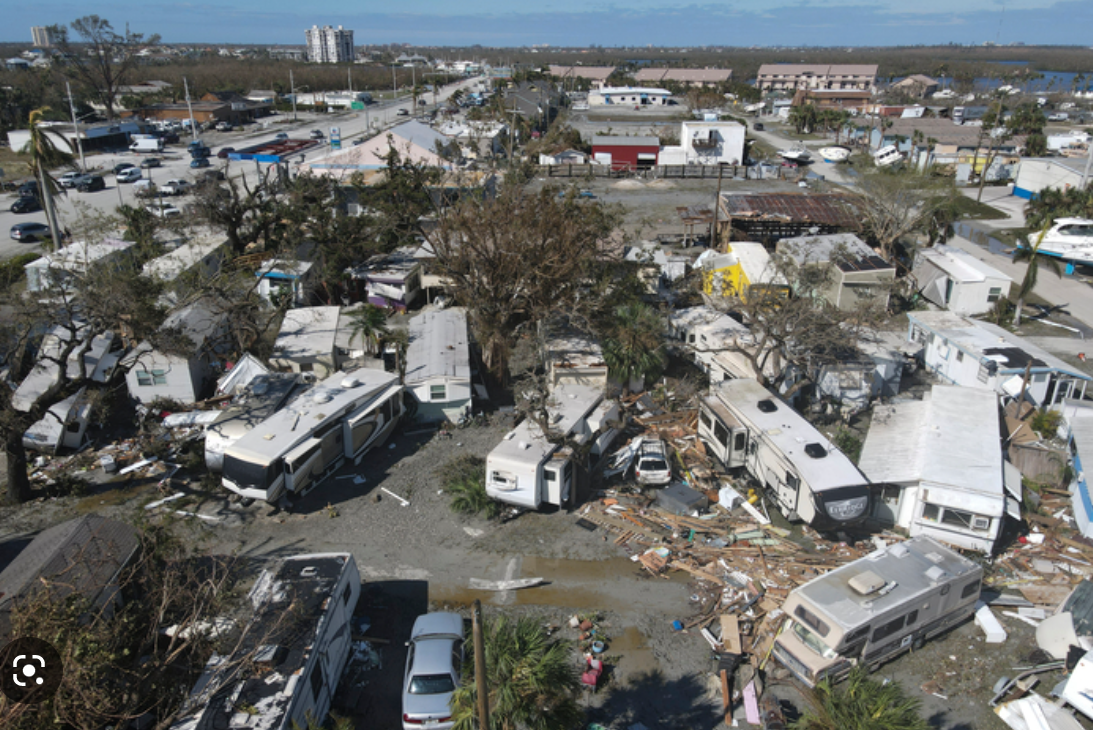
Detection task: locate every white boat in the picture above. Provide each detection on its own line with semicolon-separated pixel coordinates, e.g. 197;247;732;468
818;145;851;163
873;145;903;168
779;146;812;163
1028;218;1093;266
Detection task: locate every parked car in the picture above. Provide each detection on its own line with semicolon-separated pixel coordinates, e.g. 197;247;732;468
753;122;765;131
60;171;83;188
273;132;289;142
309;129;324;140
635;439;672;486
217;147;236;159
190;157;211;169
215;121;234;132
11;197;42;214
161;132;180;144
140;157;163;169
116;167;143;183
397;108;410;117
199;169;226;182
146;201;182;218
402;613;463;730
17;180;40;198
76;175;106;193
160;179;191;196
10;222;51;242
112;162;136;176
133;179;157;198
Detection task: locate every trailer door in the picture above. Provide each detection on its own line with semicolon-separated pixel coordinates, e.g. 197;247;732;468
543;456;572;506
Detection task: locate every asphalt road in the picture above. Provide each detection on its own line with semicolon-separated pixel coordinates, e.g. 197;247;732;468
0;76;484;261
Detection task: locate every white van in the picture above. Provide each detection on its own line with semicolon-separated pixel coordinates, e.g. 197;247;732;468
116;168;143;183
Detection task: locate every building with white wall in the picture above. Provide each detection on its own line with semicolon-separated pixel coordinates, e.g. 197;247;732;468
659;121;746;166
589;87;671;107
1012;157;1089;200
404;309;472;423
305;25;353;63
31;26;54;47
912;244;1012;316
756;64;877;94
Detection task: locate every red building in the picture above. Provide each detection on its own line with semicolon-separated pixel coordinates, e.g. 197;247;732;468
591;135;660;171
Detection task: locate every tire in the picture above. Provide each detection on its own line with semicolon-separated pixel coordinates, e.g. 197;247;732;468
912;636;924;651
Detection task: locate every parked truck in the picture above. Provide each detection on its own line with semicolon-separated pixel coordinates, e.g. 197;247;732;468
697;378;870;529
772;535;982;687
485;384;620;510
130;137;165;153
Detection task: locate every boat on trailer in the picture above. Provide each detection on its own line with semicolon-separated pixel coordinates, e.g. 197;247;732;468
1027;218;1093;266
779;146;812;164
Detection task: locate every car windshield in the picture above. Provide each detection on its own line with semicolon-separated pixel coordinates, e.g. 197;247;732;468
791;620;838;660
409;673;455;695
640;459;669;472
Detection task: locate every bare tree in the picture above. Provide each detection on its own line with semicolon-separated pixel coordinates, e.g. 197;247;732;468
50;16;161;120
847;170;958;264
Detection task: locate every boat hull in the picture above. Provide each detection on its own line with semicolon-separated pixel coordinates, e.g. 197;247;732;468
818;146;850;163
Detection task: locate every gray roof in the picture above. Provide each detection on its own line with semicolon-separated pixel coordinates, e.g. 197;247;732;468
274;306;340;359
777;233;894;273
404;309;470;385
0;515;140;620
390;120;449;155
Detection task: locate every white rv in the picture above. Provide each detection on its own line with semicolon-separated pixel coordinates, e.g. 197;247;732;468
772;535;982;688
873;145;903;168
222;368;403;503
205;374;312;472
170;553;360;730
486;384;620;510
697;378;870;528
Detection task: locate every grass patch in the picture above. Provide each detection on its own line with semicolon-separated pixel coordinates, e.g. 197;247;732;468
0;146;30;176
951;196;1008;221
440;454;498;519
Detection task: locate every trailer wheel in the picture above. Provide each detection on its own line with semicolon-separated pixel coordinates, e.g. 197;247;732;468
912;636;925;651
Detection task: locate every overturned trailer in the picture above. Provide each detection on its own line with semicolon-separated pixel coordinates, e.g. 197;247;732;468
486;384;620;510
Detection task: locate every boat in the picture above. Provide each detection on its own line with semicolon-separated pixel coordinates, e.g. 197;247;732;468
873;144;903;168
779;146;812;164
1027;218;1093;266
818;145;851;163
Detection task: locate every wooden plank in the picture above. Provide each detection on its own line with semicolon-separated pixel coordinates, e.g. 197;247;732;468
1056;535;1093;554
1018;584;1074;608
720;669;732;712
670;560;726;586
720;615;742;654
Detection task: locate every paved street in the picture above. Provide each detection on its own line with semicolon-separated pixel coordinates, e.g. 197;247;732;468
0;77;482;261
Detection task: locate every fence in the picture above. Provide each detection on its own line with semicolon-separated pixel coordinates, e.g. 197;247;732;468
539;164;792;181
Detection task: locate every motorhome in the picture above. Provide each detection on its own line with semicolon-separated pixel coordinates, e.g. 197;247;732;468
221;368;403;503
205;373;312;472
485;384;620;510
772;535;982;688
169;553;360;730
697;378;870;528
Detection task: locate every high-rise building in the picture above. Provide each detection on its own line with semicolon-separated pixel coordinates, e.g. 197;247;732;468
31;26;54;47
304;25;353;64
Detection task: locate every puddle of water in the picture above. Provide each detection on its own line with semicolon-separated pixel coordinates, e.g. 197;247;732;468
607;625;658;672
75;481;153;513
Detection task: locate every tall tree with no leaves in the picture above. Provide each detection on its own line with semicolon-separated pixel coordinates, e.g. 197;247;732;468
50;16;160;120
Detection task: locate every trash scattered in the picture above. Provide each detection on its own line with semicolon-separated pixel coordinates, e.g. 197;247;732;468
463;527;485;538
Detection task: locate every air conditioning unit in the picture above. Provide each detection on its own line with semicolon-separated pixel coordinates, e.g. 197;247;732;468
972;516;991;531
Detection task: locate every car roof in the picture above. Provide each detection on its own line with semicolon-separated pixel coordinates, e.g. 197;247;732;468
411;612;463;641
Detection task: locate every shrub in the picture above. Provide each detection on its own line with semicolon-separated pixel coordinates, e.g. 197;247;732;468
1030;409;1063;439
441;454;498;519
832;429;863;464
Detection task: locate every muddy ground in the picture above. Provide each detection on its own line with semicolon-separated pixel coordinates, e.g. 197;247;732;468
0;412;1062;730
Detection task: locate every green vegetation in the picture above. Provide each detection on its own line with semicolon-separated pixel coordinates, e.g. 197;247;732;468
832;429;863;464
441;454;498;519
1030;409;1063;438
948;196;1007;221
0;253;41;290
792;666;930;730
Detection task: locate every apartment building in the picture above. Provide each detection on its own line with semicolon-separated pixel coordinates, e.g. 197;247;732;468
305;25;354;63
756;64;878;94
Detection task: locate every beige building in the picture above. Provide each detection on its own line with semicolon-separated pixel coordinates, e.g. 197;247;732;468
634;68;733;87
776;233;895;310
756;64;877;94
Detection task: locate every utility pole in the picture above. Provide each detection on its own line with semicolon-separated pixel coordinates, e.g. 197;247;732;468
65;81;86;172
472;600;490;730
713;164;724;250
348;67;352;93
290;69;298;122
183;77;198;142
392;65;398;97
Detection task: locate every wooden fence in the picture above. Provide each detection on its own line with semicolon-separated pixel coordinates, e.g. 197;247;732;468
539;164;792;181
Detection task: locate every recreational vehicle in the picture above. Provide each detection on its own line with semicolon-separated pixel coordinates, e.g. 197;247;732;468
222;368;403;503
204;373;312;472
485;384;620;510
697;378;870;528
170;553;360;730
772;535;982;688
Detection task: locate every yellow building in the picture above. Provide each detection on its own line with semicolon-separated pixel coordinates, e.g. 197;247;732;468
700;242;789;302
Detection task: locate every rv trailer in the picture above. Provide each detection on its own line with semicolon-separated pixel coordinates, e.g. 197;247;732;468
772;535;982;687
697;378;870;528
204;373;312;472
221;368;403;503
485;384;620;510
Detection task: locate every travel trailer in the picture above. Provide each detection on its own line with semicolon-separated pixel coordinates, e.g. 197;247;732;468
873;145;903;168
772;536;982;688
485;384;620;510
697;378;870;528
205;373;312;472
222;368;403;503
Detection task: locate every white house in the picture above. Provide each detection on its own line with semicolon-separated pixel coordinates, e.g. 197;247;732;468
25;239;136;293
346;247;423;311
142;237;228;285
538;149;589;166
404;309;472;423
1056;398;1093;539
859;385;1013;554
270;306;341;378
256;260;316;307
1012;157;1089;200
125;300;230;405
659;121;747;166
589;87;671;107
912;244;1012;316
907;310;1091;406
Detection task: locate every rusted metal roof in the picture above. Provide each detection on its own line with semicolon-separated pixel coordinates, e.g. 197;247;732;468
719;193;860;228
677;205;715;225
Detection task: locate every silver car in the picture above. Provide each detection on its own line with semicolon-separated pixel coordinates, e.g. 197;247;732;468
635;438;672;486
402;612;463;730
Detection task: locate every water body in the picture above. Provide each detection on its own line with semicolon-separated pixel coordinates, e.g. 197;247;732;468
973;61;1086;93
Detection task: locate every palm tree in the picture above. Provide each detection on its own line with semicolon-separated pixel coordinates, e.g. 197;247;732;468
788;103;819;135
383;327;409;382
1012;223;1062;327
21;107;75;251
347;304;390;356
450;614;582;730
792;666;929;730
602;302;668;395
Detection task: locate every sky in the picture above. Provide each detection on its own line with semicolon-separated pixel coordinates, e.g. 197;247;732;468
7;0;1093;47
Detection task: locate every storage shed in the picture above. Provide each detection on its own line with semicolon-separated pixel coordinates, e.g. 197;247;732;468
912;244;1012;316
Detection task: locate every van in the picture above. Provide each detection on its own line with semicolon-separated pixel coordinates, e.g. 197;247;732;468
772;535;982;688
116;168;143;183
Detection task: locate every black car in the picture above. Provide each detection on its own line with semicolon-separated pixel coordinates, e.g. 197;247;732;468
17;180;39;198
217;147;236;159
76;175;106;192
753;122;765;131
10;222;51;242
112;162;137;176
11;197;42;214
161;132;180;144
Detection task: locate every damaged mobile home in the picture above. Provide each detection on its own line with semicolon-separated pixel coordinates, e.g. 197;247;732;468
486;384;620;510
697;378;871;528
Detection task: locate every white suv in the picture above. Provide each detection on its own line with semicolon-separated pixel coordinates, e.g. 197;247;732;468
116;167;143;183
635;439;672;486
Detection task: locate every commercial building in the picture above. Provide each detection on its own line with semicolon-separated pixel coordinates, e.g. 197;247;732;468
548;65;616;89
589;87;672;107
756;64;877;94
1013;157;1090;200
305;25;353;64
634;68;732;87
658;120;746;166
